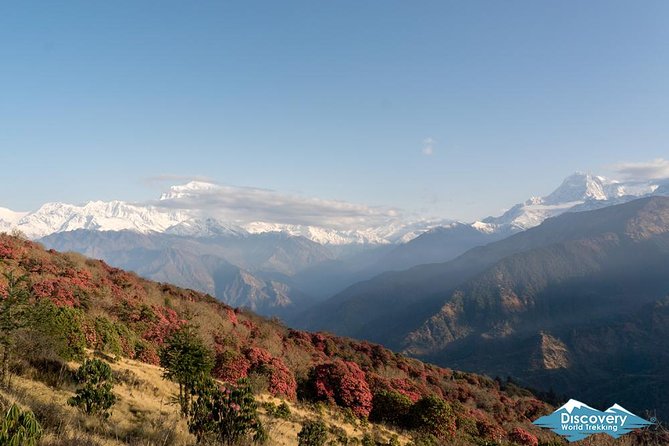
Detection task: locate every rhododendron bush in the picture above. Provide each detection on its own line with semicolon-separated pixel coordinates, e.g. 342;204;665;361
308;360;373;417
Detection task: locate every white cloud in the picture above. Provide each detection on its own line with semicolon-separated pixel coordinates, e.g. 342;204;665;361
422;137;435;156
611;158;669;181
152;181;401;230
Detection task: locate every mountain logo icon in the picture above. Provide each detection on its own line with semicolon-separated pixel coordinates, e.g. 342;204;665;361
533;399;653;442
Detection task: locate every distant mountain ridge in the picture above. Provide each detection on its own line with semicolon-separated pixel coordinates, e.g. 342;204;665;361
3;173;667;245
299;196;669;419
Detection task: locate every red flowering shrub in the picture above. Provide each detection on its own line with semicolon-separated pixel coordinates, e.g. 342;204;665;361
311;333;328;352
240;319;259;336
135;343;160;365
467;409;505;442
142;306;184;344
309;360;373;418
31;278;79;307
508;427;539;446
288;329;311;345
242;347;297;399
246;347;273;367
389;377;424;402
61;267;93;290
267;357;297;400
225;307;238;325
214;350;250;382
0;238;19;259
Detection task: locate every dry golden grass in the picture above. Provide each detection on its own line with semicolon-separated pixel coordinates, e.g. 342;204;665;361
0;353;410;446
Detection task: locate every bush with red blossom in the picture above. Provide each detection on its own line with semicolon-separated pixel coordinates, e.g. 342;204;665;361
266;357;297;400
0;238;20;259
388;377;425;403
31;277;79;307
242;347;297;400
135;342;161;365
466;409;506;442
508;427;539;446
225;307;238;325
308;360;373;418
142;306;184;344
213;350;251;382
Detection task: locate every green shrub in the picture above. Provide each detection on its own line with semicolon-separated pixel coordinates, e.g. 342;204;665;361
361;433;374;446
409;433;440;446
298;419;328;446
409;396;455;441
189;378;266;445
30;299;86;361
369;390;412;427
0;404;42;446
67;359;116;419
159;324;213;417
264;400;292;420
328;425;348;445
94;316;119;353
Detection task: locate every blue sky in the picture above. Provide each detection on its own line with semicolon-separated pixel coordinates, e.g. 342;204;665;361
1;1;668;221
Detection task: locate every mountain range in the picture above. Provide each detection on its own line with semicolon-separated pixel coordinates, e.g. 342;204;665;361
2;172;668;319
4;170;669;421
299;196;669;418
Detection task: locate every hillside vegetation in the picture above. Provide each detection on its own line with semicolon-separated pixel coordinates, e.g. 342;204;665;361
0;232;661;445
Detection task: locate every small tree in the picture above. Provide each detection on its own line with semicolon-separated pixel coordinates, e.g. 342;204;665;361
297;419;328;446
409;396;455;441
159;324;213;417
68;359;116;420
189;378;266;445
0;404;42;446
0;272;31;388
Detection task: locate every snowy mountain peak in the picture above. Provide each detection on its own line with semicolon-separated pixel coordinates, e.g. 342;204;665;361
9;200;190;239
483;172;664;231
543;172;611;205
3;172;668;245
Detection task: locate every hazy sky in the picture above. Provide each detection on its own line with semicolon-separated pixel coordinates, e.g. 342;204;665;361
2;1;668;221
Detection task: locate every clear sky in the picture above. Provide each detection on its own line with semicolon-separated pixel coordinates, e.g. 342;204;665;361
1;1;668;221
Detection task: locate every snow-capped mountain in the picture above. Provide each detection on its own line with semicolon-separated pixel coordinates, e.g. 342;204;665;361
3;200;190;239
481;172;665;231
2;173;667;244
0;182;449;244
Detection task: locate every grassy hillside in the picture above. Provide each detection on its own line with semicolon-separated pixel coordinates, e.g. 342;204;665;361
0;352;412;445
2;232;660;445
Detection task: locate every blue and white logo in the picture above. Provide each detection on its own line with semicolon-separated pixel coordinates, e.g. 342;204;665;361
533;399;654;442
